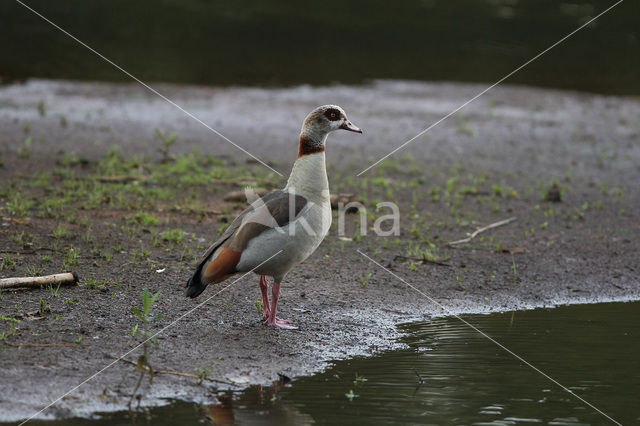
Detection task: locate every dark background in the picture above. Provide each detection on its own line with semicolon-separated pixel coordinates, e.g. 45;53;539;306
1;0;638;95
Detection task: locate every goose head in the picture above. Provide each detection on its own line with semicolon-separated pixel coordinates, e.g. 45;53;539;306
302;105;362;137
298;105;361;158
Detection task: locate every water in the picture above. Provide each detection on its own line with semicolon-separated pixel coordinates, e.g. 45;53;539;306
23;301;640;425
1;0;638;95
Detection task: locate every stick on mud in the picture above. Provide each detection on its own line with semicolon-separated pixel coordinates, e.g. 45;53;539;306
448;217;517;246
0;272;79;290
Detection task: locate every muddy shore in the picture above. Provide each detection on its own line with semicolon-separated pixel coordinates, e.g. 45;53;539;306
0;79;639;422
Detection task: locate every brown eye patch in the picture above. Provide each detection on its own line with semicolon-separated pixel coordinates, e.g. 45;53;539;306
324;108;341;121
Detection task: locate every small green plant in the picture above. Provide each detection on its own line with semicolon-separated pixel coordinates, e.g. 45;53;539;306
1;254;17;271
542;181;562;202
354;373;367;385
155;129;179;162
359;272;372;288
37;100;46;116
129;289;162;409
446;177;458;195
511;253;520;284
196;368;210;385
6;194;34;217
52;225;69;239
18;136;32;158
39;297;51;314
127;212;162;227
345;389;358;401
82;277;109;290
456;115;475;136
48;283;62;297
12;231;34;247
66;247;80;266
195;362;217;385
82;230;93;244
26;265;44;276
160;228;187;245
0;314;20;323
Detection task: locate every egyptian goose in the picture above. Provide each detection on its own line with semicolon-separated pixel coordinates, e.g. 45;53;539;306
186;105;362;329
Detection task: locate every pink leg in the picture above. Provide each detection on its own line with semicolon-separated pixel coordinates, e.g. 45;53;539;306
264;281;297;330
259;275;271;320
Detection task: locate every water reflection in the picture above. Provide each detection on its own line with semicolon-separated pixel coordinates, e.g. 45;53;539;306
200;383;314;426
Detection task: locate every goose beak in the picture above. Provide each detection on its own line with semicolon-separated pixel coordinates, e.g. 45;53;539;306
340;120;363;134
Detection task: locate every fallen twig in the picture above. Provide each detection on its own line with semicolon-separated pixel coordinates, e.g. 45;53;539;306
156;370;200;379
15;311;46;321
169;206;222;215
3;342;90;348
448;217;517;246
112;356;233;385
210;177;265;185
0;248;56;256
0;272;79;290
224;188;267;202
97;175;149;184
1;217;31;225
393;255;451;267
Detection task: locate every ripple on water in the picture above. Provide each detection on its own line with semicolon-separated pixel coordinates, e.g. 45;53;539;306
23;302;639;425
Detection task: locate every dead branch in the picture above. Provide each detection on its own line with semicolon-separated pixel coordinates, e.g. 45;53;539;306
393;255;451;267
156;369;201;379
224;188;267;202
0;272;79;290
0;248;56;255
210;177;266;185
2;342;90;348
97;175;149;184
124;358;200;379
1;217;31;225
112;356;234;385
448;217;517;246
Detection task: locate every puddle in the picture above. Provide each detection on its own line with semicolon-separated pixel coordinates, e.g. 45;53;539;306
18;301;639;425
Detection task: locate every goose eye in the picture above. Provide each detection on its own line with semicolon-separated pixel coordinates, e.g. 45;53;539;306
324;108;341;121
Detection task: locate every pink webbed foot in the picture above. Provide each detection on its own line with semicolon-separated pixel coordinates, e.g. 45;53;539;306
264;316;297;330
